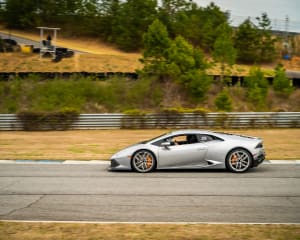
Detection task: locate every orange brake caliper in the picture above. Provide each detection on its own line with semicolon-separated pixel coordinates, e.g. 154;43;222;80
231;154;238;164
146;156;153;168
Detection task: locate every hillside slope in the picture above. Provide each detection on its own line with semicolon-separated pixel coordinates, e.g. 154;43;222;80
1;27;300;73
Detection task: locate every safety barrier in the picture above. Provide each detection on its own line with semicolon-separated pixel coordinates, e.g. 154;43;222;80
0;112;299;130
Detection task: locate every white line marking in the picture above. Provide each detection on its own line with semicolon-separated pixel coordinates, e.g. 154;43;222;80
0;160;299;165
1;220;299;225
262;160;270;164
62;160;109;165
0;160;16;163
269;160;298;164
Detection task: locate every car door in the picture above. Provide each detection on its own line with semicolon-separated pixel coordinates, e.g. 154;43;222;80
157;134;208;168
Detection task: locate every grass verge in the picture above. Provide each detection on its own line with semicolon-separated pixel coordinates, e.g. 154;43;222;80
0;222;299;240
0;53;142;73
0;129;299;160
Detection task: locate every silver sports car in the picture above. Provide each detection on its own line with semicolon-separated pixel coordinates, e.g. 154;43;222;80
109;130;265;173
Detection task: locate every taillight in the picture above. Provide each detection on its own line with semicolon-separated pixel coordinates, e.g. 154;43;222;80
255;142;263;148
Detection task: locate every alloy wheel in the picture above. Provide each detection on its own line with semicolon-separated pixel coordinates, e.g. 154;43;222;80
132;150;156;173
227;149;252;173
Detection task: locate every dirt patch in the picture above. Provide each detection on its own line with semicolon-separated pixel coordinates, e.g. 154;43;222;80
0;129;299;160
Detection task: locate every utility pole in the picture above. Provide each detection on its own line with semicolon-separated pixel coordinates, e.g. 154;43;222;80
284;15;289;41
282;15;292;60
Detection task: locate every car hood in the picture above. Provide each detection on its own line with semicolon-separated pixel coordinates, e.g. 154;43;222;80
110;143;146;159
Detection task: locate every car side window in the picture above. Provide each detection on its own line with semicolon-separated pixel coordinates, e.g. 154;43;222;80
197;134;221;142
164;134;199;146
152;133;224;146
171;135;186;145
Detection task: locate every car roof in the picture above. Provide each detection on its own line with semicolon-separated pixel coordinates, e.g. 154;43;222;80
169;130;259;141
169;129;214;135
147;129;259;144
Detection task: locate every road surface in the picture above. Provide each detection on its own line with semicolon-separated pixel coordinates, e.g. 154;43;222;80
0;31;84;53
0;163;299;223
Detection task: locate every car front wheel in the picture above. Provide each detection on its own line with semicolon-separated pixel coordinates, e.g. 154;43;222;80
131;150;156;173
226;148;252;173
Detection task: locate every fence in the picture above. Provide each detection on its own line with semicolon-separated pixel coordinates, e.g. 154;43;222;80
0;112;299;130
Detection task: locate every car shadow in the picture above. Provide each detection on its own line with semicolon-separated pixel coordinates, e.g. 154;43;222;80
155;169;228;173
108;166;268;174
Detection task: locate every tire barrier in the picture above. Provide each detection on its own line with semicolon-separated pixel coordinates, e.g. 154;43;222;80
0;72;298;87
0;71;139;81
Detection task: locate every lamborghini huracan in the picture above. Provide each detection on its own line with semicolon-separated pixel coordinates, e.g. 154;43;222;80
109;130;265;173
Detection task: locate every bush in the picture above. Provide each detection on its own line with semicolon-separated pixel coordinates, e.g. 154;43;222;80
0;75;164;113
121;109;148;129
122;107;194;129
244;67;269;110
184;70;212;101
17;109;79;131
214;89;233;111
273;65;294;96
215;113;230;128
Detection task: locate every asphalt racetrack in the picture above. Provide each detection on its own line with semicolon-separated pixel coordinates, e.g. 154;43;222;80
0;162;299;223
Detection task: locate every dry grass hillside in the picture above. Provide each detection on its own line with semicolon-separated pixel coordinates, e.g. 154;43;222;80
0;27;142;72
0;27;300;73
0;52;142;72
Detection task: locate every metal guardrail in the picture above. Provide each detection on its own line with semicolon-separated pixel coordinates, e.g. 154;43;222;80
0;112;299;130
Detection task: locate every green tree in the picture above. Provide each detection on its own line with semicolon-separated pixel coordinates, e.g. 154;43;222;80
234;18;260;63
0;1;5;21
98;0;121;41
200;19;215;52
167;36;211;100
141;23;211;100
273;65;293;95
112;0;157;51
199;3;228;51
182;69;212;101
158;0;192;36
256;12;277;63
37;0;82;20
244;67;269;110
161;2;228;52
167;35;199;76
142;19;171;59
214;88;233;111
4;0;37;28
141;19;172;79
212;23;236;83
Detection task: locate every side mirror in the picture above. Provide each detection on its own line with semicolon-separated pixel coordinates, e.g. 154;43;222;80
161;142;171;148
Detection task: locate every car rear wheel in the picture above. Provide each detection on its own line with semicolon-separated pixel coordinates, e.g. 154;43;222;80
226;148;252;173
131;150;156;173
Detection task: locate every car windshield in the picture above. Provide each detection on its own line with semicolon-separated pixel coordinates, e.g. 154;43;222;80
141;133;170;144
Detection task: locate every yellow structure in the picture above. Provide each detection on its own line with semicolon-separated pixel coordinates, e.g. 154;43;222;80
20;44;33;53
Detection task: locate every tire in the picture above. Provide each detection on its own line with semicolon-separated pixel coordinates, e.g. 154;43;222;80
131;150;156;173
226;148;252;173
